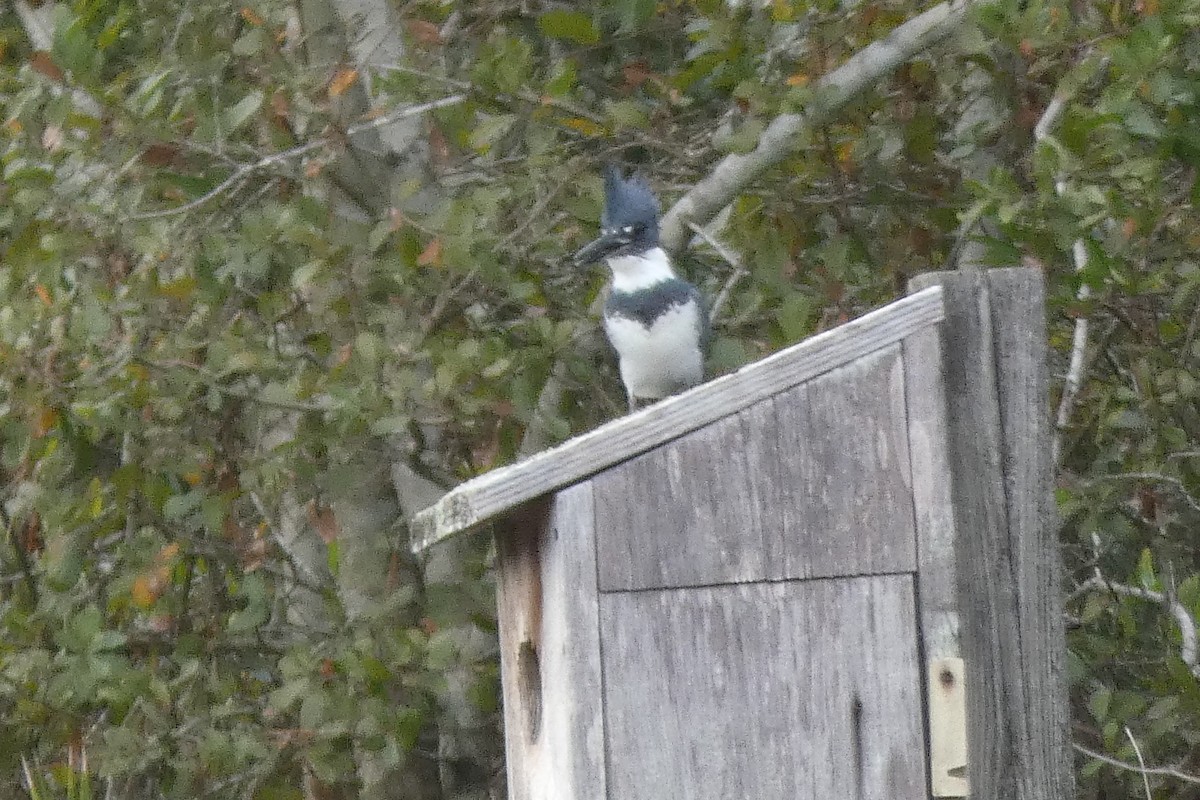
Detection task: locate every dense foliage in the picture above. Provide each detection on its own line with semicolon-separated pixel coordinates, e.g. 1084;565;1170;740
3;0;1200;797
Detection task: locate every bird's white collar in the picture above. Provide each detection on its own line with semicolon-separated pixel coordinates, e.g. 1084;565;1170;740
607;247;676;292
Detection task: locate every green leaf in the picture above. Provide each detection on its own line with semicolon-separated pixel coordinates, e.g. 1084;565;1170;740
545;59;578;96
163;489;204;520
1088;686;1112;723
708;336;752;374
615;0;656;30
719;118;765;154
605;99;649;131
537;11;599;44
326;539;339;576
469;114;517;153
1136;547;1157;590
369;415;411;436
776;295;813;341
224;90;265;133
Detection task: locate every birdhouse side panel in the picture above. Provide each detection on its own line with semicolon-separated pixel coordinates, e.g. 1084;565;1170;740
592;344;917;591
765;343;916;580
494;484;606;800
593;408;774;591
597;574;927;800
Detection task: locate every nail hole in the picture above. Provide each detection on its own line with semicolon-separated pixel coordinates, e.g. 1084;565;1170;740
940;668;955;688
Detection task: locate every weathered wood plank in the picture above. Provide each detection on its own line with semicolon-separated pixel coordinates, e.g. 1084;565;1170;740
902;326;962;660
909;270;1012;800
412;286;945;551
986;268;1074;800
592;411;773;591
598;575;927;800
494;484;606;800
767;344;916;580
908;269;1073;800
902;325;969;797
590;345;916;591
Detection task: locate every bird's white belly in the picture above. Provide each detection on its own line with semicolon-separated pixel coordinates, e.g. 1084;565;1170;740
604;303;704;400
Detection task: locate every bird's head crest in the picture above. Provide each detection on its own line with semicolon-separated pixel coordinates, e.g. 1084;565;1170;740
601;164;659;231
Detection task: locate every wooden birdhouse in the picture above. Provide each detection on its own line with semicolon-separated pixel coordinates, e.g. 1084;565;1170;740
411;269;1073;800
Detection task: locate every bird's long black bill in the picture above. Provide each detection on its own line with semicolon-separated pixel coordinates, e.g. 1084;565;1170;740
573;230;632;265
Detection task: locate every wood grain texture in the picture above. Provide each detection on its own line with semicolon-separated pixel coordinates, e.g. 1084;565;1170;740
986;269;1074;800
902;327;964;657
908;269;1073;800
902;326;964;662
494;485;606;800
598;575;927;800
592;411;773;590
903;325;970;797
768;344;917;581
411;286;944;551
593;345;917;590
910;270;1012;800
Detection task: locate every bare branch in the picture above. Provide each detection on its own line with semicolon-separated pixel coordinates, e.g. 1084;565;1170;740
1036;82;1093;466
519;359;571;459
1074;742;1200;786
687;222;747;325
1033;94;1070;141
144;359;330;413
1124;726;1153;800
1072;574;1199;678
126;94;467;221
13;1;54;50
660;0;978;251
1082;471;1200;516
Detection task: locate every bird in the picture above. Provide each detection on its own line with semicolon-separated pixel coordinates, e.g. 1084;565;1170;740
574;166;709;412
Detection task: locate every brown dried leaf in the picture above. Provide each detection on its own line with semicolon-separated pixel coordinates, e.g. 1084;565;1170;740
32;405;58;437
270;90;290;127
306;501;340;544
328;67;359;98
428;123;451;168
140;143;180;166
21;512;42;554
622;60;652;90
29;52;64;82
132;575;160;609
416;237;443;267
406;19;442;46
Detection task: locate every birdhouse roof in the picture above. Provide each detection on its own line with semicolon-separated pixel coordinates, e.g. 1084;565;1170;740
410;285;944;552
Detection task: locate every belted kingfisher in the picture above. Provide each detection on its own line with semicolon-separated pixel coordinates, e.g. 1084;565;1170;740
574;166;709;411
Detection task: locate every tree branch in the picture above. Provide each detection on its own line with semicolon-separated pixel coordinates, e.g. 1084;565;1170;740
687;222;747;325
1081;471;1200;516
1036;62;1106;466
126;94;467;221
1072;574;1200;679
1073;742;1200;787
1125;726;1153;800
659;0;979;251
